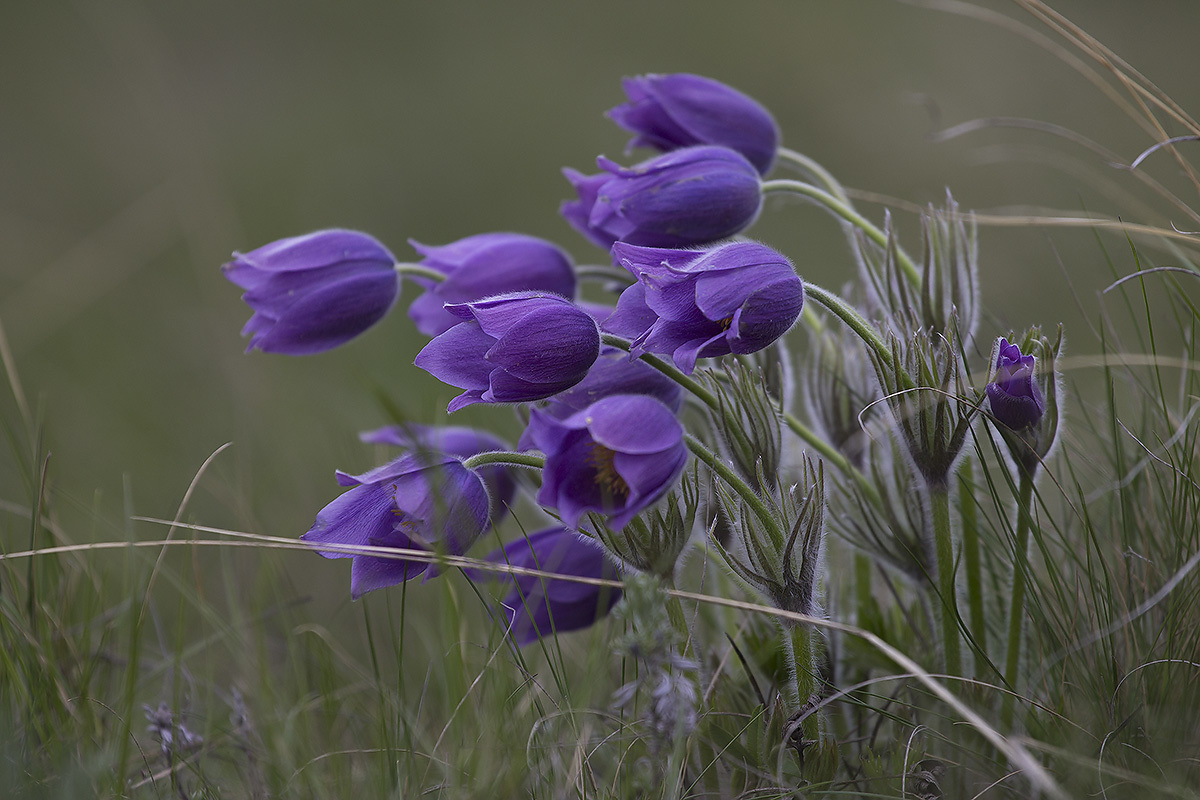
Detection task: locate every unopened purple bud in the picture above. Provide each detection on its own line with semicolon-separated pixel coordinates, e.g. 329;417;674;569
561;146;762;250
483;527;621;646
604;240;804;373
986;338;1044;430
406;233;577;336
415;292;601;412
608;73;780;175
223;229;400;355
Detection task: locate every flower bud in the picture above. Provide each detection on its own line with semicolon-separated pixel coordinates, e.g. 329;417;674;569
223;229;400;354
987;326;1062;474
561;146;762;250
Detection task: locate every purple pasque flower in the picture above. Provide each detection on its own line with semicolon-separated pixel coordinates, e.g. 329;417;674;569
302;455;490;598
360;424;517;520
516;347;685;450
415;291;601;413
223;229;400;355
485;527;621;646
985;337;1045;430
406;233;577;336
603;240;804;374
561;145;762;250
608;73;780;175
526;394;687;530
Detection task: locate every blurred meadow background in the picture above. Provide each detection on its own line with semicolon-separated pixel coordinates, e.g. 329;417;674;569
2;0;1199;796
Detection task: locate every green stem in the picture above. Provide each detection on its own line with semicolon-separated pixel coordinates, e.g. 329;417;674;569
782;621;820;742
854;550;874;626
930;484;962;676
1001;468;1037;728
803;284;903;382
684;434;783;545
959;459;987;676
761;178;921;285
775;147;850;203
461;450;545;471
394;263;448;283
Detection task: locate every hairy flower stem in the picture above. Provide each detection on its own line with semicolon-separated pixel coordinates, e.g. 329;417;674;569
802;284;907;386
393;262;450;283
930;484;962;676
782;621;821;742
461;451;545;471
1001;467;1037;728
761;179;920;285
684;434;785;546
775;147;850;203
959;459;987;676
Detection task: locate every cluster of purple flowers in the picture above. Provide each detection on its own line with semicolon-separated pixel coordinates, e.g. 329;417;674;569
222;73;802;646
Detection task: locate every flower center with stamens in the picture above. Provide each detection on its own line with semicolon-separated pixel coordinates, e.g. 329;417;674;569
587;442;630;501
718;315;733;331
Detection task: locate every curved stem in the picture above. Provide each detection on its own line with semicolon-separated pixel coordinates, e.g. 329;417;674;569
775;147;849;203
762;178;921;285
394;263;448;283
684;434;783;545
802;284;899;378
931;484;962;677
461;450;545;471
1001;467;1037;728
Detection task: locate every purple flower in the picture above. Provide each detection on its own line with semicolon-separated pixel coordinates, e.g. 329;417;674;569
415;292;601;412
608;73;780;175
526;394;687;529
485;527;622;646
223;229;400;354
360;424;517;520
561;146;762;250
604;241;804;373
986;338;1045;430
302;455;490;598
406;233;577;336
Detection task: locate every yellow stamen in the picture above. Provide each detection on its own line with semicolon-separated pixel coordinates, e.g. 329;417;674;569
587;442;630;501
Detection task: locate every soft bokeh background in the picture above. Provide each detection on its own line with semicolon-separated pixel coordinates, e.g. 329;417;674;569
2;0;1198;595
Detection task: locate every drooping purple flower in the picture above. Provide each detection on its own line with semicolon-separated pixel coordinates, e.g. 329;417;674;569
359;424;517;520
526;394;687;530
302;455;490;598
415;291;601;413
561;146;762;250
406;233;577;336
985;337;1045;430
603;240;804;374
223;229;400;355
484;527;622;646
608;73;780;175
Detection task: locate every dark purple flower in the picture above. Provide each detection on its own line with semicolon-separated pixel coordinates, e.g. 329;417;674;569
986;338;1045;430
406;233;577;336
561;146;762;250
223;229;400;354
485;527;622;646
360;424;517;520
608;73;780;175
604;241;804;373
302;455;490;598
415;292;601;412
526;394;687;529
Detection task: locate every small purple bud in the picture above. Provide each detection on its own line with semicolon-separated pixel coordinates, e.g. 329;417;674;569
604;240;804;374
608;73;780;175
414;292;601;412
561;146;762;250
525;394;687;530
223;229;400;354
483;527;621;646
985;338;1045;430
406;233;577;336
302;455;490;598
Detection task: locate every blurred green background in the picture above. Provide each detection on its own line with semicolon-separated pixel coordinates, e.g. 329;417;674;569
2;0;1198;592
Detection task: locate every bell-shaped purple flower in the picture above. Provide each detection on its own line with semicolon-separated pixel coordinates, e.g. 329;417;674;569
406;233;577;336
986;338;1045;430
302;455;490;598
526;394;687;530
608;73;780;175
223;229;400;354
604;241;804;374
484;527;622;646
360;424;517;520
415;292;601;413
561;146;762;250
